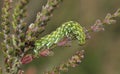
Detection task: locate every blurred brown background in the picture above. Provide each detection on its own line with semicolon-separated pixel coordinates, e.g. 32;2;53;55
0;0;120;74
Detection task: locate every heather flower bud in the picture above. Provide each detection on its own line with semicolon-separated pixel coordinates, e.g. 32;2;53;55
114;9;120;17
91;25;104;32
105;13;112;19
39;49;53;57
91;20;104;32
28;23;35;29
18;70;24;74
57;37;71;46
21;54;33;64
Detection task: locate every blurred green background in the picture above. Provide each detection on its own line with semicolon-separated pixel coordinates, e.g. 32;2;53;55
0;0;120;74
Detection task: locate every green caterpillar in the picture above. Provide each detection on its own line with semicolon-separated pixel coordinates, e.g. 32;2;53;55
34;21;86;56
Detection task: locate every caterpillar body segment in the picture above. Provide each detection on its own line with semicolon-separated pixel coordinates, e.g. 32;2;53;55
34;21;86;56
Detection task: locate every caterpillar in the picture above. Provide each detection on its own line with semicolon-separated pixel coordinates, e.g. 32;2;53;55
34;21;86;56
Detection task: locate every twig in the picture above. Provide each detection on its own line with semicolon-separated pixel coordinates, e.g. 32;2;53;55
26;0;63;41
44;50;84;74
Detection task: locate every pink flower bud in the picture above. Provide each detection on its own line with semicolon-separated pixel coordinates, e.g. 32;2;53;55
39;50;50;57
57;37;70;46
51;71;55;74
9;0;13;3
21;55;33;64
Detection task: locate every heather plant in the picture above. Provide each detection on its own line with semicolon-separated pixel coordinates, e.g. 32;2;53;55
0;0;120;74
